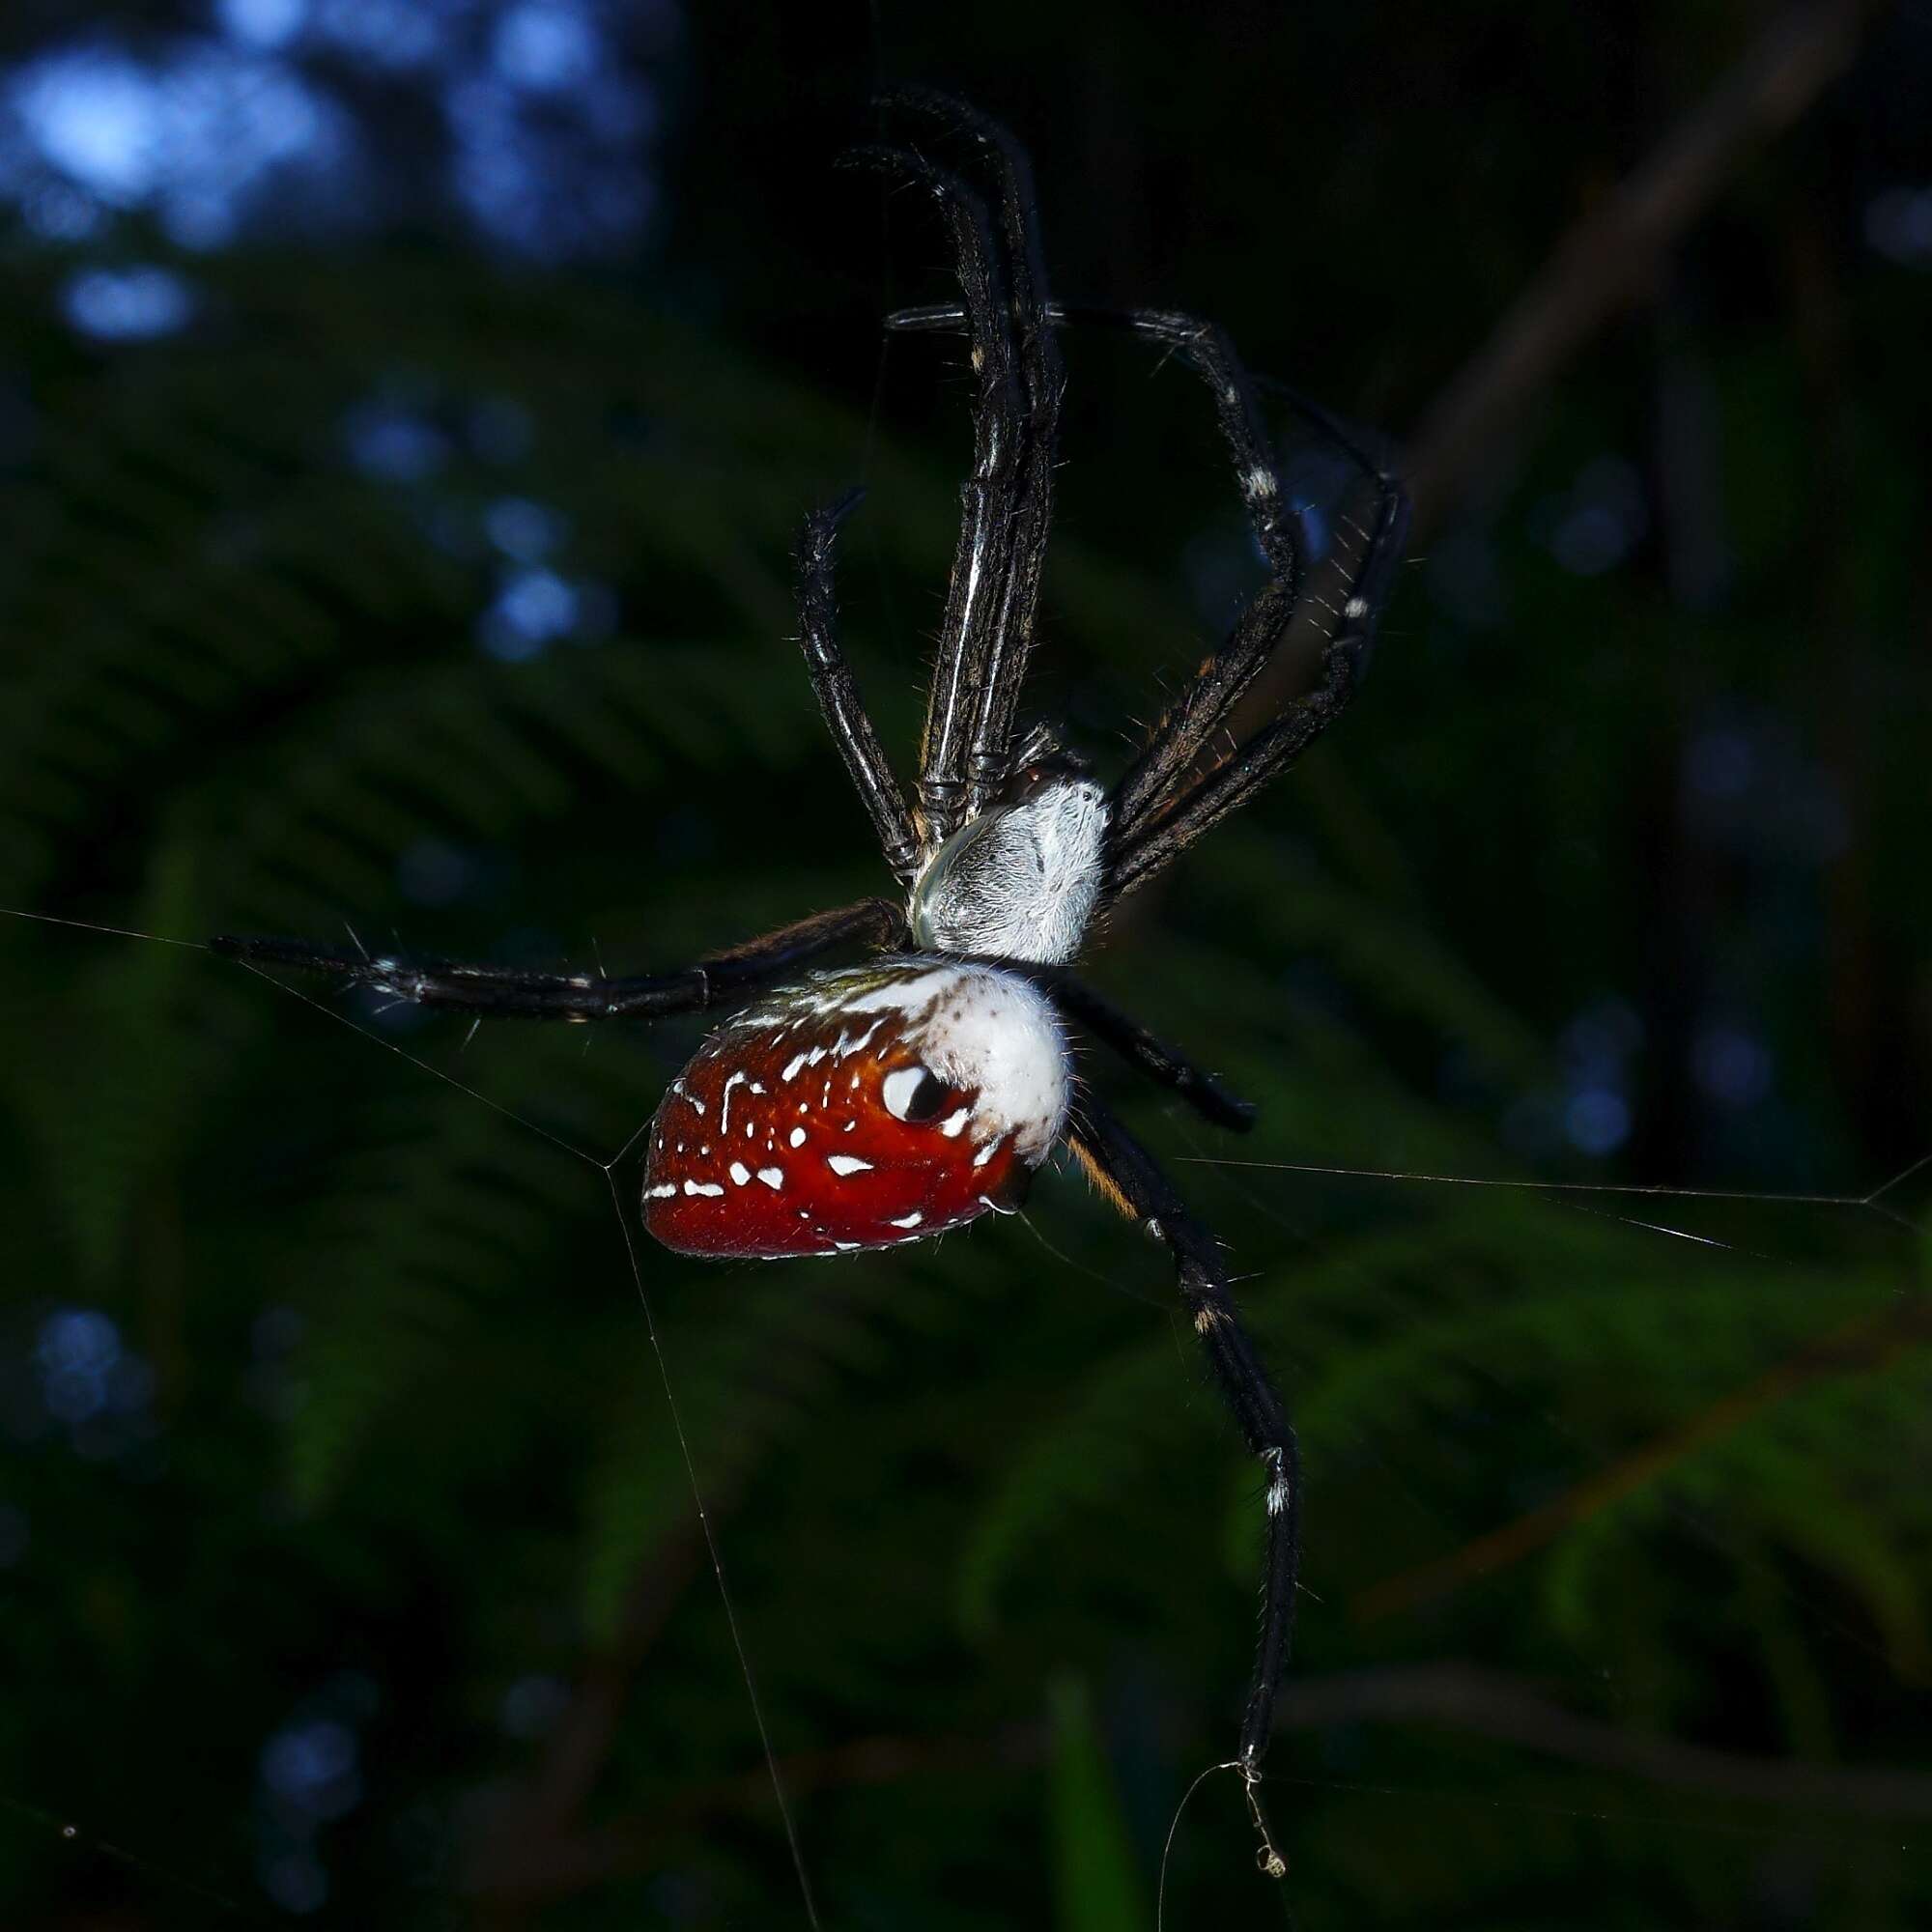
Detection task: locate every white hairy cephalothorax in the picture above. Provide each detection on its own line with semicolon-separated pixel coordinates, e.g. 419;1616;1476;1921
906;777;1109;965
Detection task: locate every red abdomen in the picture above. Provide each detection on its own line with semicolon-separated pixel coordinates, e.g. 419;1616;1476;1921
642;959;1069;1259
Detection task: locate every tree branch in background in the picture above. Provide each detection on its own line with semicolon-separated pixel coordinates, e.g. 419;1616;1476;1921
1215;0;1881;766
1355;1298;1932;1625
471;1661;1932;1906
1404;0;1878;529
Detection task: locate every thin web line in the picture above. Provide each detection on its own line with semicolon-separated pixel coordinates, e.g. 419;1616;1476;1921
1178;1154;1928;1233
0;1792;273;1925
5;907;597;1168
14;902;1932;1908
7;906;824;1919
1548;1199;1795;1264
1156;1760;1296;1932
1866;1147;1932;1206
226;960;601;1169
1170;1116;1932;1702
1157;1760;1240;1932
1;905;210;950
601;1165;823;1930
243;938;822;1919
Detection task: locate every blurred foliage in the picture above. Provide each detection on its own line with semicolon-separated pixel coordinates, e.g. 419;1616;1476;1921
2;3;1932;1929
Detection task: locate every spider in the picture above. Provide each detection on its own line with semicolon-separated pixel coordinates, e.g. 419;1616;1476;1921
215;90;1408;1877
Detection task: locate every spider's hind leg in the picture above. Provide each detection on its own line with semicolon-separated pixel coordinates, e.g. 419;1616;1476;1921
1065;1085;1295;1879
1052;972;1258;1133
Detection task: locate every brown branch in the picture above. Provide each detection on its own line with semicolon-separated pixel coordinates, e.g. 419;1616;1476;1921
1282;1663;1932;1818
1404;0;1878;530
1210;0;1881;773
465;1278;900;1918
463;1523;708;1923
1356;1299;1932;1624
471;1662;1932;1905
526;1527;708;1828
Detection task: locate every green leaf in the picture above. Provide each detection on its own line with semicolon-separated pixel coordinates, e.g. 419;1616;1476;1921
1048;1675;1145;1932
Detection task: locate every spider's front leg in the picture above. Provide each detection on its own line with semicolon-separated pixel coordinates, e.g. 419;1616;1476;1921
1066;1085;1297;1881
845;90;1065;845
213;898;906;1021
794;492;922;885
887;297;1411;896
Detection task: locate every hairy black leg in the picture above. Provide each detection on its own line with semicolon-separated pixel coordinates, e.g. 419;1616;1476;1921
1065;1087;1295;1879
839;140;1025;848
890;297;1317;581
886;297;1306;836
213;898;906;1022
879;90;1065;822
1051;973;1257;1132
1104;466;1410;898
886;298;1410;867
1067;305;1310;837
795;490;922;883
1076;308;1410;882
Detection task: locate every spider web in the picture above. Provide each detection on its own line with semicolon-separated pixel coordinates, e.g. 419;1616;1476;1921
0;904;826;1925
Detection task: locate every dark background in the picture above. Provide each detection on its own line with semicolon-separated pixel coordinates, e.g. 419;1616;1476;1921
3;1;1930;1925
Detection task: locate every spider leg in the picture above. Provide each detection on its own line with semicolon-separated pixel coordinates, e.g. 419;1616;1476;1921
1065;304;1309;838
795;490;922;883
213;898;906;1021
1104;462;1409;899
878;89;1065;825
1055;309;1407;895
889;298;1297;582
840;139;1026;850
1065;1085;1295;1880
886;299;1409;874
1052;973;1257;1132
